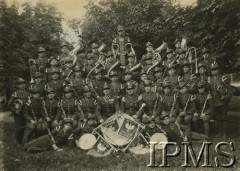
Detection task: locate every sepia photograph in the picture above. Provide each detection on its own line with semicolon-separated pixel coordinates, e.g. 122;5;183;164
0;0;240;170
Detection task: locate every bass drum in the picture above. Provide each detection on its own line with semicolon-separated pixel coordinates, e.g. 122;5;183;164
150;133;168;150
77;133;97;150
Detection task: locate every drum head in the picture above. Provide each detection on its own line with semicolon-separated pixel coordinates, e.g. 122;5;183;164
78;134;97;150
150;133;168;150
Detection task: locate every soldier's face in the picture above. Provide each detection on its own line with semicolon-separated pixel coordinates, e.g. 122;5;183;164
124;74;132;81
92;48;98;54
61;46;69;54
51;73;59;80
180;54;185;59
175;42;181;49
127;89;134;95
50;59;58;66
65;62;73;68
163;87;171;94
167;53;173;59
146;46;153;52
38;52;45;58
199;67;206;74
64;123;72;131
141;74;147;81
65;92;72;98
203;53;209;59
47;92;55;99
74;71;81;78
118;30;125;36
35;77;42;83
85;92;91;98
163;117;170;125
168;69;175;76
88;59;94;65
107;56;114;63
145;86;151;92
18;83;26;89
183;66;189;73
128;57;134;63
146;59;152;65
180;87;188;94
32;93;40;99
110;76;118;82
103;89;110;95
95;73;102;80
211;69;219;75
198;87;205;94
155;72;162;78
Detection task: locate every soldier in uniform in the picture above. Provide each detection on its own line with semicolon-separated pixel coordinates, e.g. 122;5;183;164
192;82;213;137
199;48;214;75
60;58;74;79
78;85;98;130
179;60;192;84
153;66;165;94
23;87;46;144
30;72;45;98
163;48;176;69
157;82;179;124
48;67;64;100
198;63;209;83
84;54;96;78
176;82;196;140
89;68;105;98
123;69;140;95
91;43;100;63
208;63;232;138
58;43;70;66
109;70;124;101
71;65;85;99
104;51;117;75
41;87;60;129
138;71;148;94
121;84;143;119
164;64;179;93
96;83;120;123
139;80;161;126
125;52;138;81
59;85;81;130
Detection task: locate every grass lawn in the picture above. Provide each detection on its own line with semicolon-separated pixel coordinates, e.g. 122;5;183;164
1;119;240;171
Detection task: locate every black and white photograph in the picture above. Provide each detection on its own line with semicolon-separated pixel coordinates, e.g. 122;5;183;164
0;0;240;170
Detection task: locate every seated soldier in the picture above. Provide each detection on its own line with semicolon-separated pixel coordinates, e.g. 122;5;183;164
59;85;80;130
23;87;46;144
30;72;45;98
176;81;196;140
192;82;213;138
96;83;120;123
23;119;74;153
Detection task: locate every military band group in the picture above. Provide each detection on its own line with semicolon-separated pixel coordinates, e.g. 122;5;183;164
8;26;236;152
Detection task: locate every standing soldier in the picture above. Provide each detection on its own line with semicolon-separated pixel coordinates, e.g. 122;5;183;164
48;67;64;100
153;66;165;94
71;65;85;99
121;84;143;119
123;69;140;95
192;82;213;137
59;85;81;130
78;85;98;129
163;48;176;69
208;63;232;138
198;63;209;83
104;51;117;75
199;48;215;75
58;43;70;67
139;80;161;127
23;87;45;144
91;43;100;63
60;58;74;79
84;54;96;78
89;68;105;98
41;87;60;129
96;83;120;123
176;82;196;140
8;78;30;147
164;64;179;93
125;52;139;81
30;72;45;98
157;81;179;124
138;71;148;94
109;70;124;102
179;60;192;84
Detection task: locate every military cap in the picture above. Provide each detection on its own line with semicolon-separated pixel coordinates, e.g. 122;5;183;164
166;48;173;54
60;42;68;48
64;118;73;124
161;112;170;120
93;68;103;75
63;85;73;93
202;48;209;54
109;70;118;77
83;85;91;93
162;81;171;88
73;65;82;72
167;63;175;70
210;62;219;70
143;80;152;86
16;78;26;84
103;82;110;90
49;57;59;64
182;60;191;67
87;113;96;119
124;69;132;75
38;47;45;52
29;87;40;94
91;43;99;49
34;72;43;78
126;84;135;90
46;87;55;94
127;52;135;58
107;51;114;57
198;63;206;68
50;67;60;74
197;82;206;88
140;71;147;76
146;42;153;47
174;39;181;44
117;25;125;31
179;81;188;89
154;66;163;73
